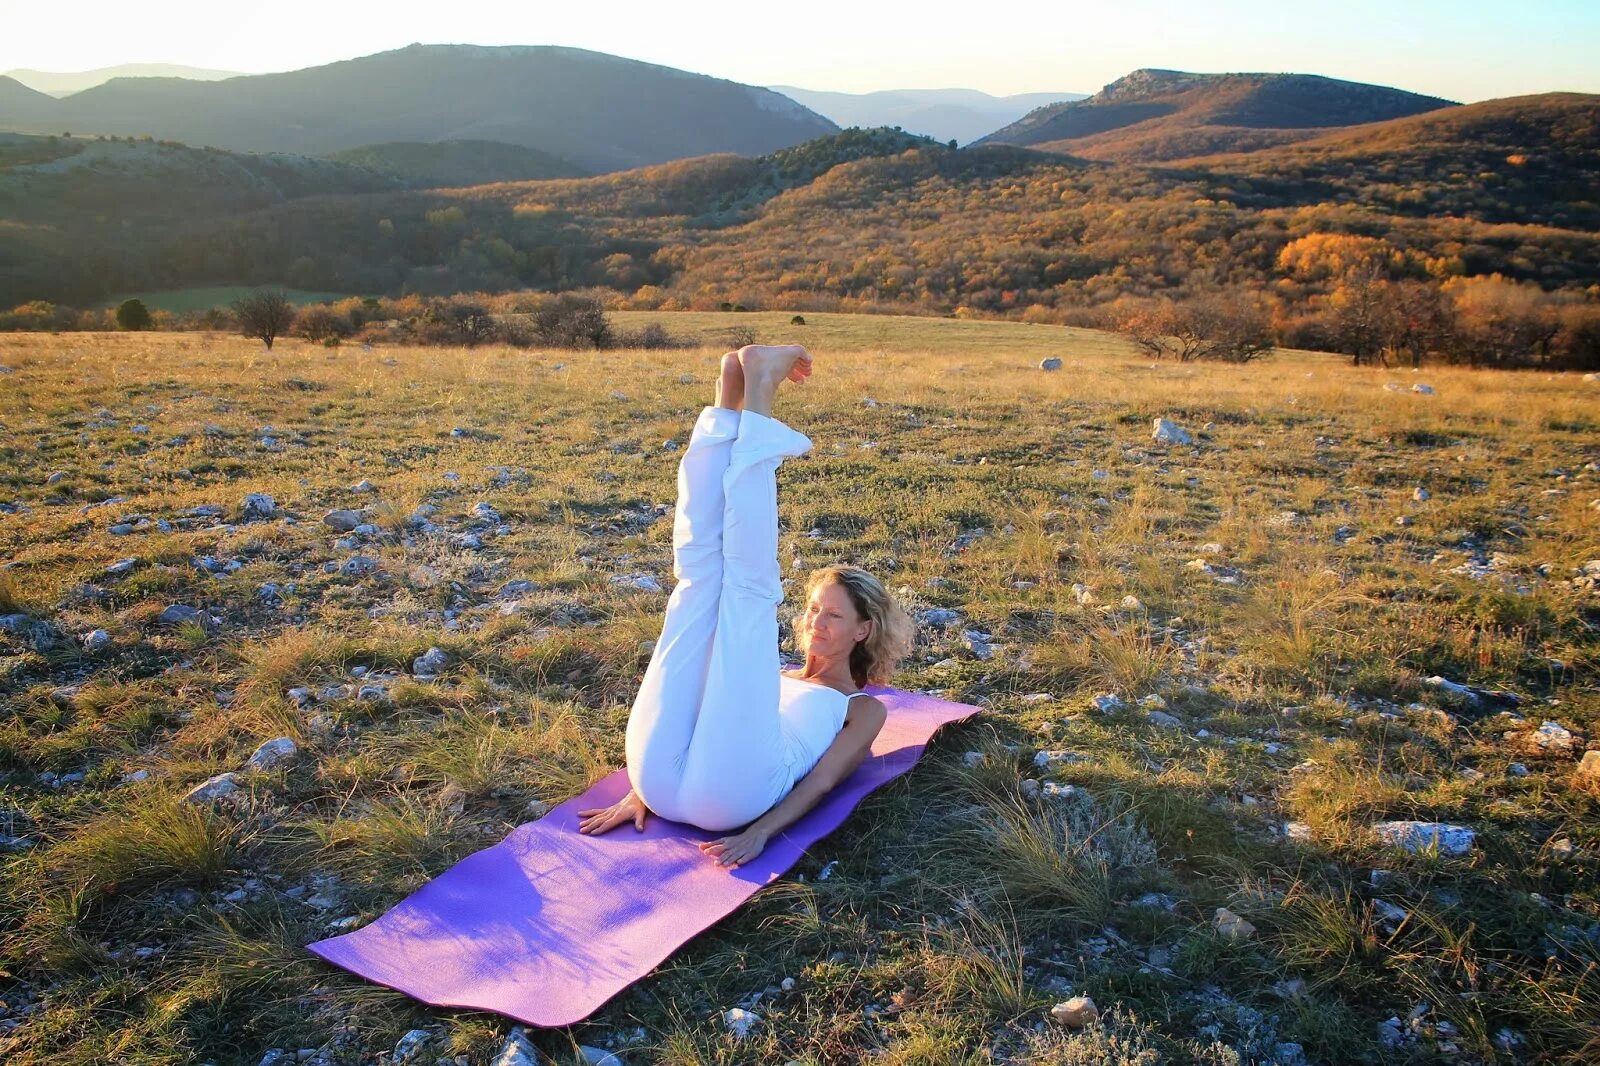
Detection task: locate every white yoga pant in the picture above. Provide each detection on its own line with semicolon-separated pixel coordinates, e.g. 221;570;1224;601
625;405;814;831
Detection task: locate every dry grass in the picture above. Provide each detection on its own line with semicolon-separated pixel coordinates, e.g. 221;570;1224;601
0;321;1596;1064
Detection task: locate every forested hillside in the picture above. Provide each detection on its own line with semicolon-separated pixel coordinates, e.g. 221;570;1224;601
5;95;1598;367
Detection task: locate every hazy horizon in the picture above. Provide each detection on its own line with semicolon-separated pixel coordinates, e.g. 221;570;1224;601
4;0;1598;105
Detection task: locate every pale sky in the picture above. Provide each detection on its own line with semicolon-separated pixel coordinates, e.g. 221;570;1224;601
4;0;1598;102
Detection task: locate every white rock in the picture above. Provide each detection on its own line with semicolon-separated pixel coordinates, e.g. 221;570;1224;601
962;751;986;768
1151;418;1192;445
391;1029;437;1064
1033;750;1088;770
1284;821;1313;842
240;493;276;519
245;737;298;772
412;646;450;676
1411;383;1435;394
1146;710;1183;729
1050;995;1099;1028
1530;720;1576;753
183;772;242;804
322;509;362;532
83;628;113;652
1213;907;1256;939
1091;693;1125;713
577;1047;623;1066
1039;357;1063;371
612;573;664;593
1374;820;1476;856
1413;487;1431;501
489;1026;540;1066
723;1007;760;1039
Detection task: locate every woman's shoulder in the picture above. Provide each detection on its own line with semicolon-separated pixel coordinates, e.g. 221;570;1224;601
845;692;887;727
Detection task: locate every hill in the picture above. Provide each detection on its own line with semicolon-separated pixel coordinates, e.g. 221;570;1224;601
1189;92;1600;231
0;44;839;173
4;64;243;97
976;68;1456;162
0;134;399;303
0;76;58;125
771;86;1087;145
326;140;588;187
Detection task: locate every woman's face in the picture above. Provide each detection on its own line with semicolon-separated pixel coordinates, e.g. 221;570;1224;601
803;580;871;656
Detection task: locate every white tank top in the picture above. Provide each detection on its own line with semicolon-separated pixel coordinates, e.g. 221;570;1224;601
777;673;865;788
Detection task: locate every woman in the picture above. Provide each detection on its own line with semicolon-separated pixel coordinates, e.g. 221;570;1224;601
576;344;911;868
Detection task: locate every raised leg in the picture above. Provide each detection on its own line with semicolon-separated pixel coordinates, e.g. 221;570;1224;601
672;408;814;829
626;347;814;831
625;391;741;815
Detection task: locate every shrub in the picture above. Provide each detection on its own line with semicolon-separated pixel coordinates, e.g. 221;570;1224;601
294;306;352;344
114;298;152;331
531;294;613;349
614;322;689;349
0;300;88;331
791;314;806;326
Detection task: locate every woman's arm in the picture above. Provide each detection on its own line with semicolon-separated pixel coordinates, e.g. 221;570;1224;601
698;697;888;866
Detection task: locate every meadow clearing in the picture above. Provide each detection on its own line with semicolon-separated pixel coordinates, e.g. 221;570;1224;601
0;316;1596;1064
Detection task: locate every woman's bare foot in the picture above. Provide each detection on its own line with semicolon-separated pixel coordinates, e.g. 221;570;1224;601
737;345;812;416
714;351;744;411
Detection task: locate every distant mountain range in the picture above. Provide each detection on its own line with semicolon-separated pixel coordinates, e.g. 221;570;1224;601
3;64;243;97
0;44;839;173
976;68;1457;162
0;50;1481;177
769;86;1086;145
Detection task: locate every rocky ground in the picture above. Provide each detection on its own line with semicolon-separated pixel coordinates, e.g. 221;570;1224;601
0;328;1596;1064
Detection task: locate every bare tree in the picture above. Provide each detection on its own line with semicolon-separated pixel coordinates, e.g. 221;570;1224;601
1376;280;1455;369
231;290;296;350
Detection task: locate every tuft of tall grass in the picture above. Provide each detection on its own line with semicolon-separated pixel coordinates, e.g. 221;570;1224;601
1031;614;1179;697
43;791;242;903
914;891;1041;1024
956;790;1155;930
295;791;474;890
1282;749;1411;845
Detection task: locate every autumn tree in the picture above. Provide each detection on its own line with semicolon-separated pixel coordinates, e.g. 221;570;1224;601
1117;293;1273;364
1376;281;1455;368
1280;233;1419;365
231;290;296;350
1443;275;1561;367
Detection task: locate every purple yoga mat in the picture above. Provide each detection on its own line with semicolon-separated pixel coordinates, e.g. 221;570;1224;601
307;684;979;1026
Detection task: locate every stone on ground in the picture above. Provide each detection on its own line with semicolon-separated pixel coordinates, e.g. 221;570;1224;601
1374;820;1476;855
1151;417;1193;445
1050;995;1100;1028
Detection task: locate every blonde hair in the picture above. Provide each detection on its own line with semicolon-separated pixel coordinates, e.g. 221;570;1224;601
793;564;914;688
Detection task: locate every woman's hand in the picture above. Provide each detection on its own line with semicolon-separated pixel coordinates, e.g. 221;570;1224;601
697;826;770;868
576;789;649;834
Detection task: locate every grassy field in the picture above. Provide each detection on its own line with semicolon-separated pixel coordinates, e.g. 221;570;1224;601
0;320;1596;1065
